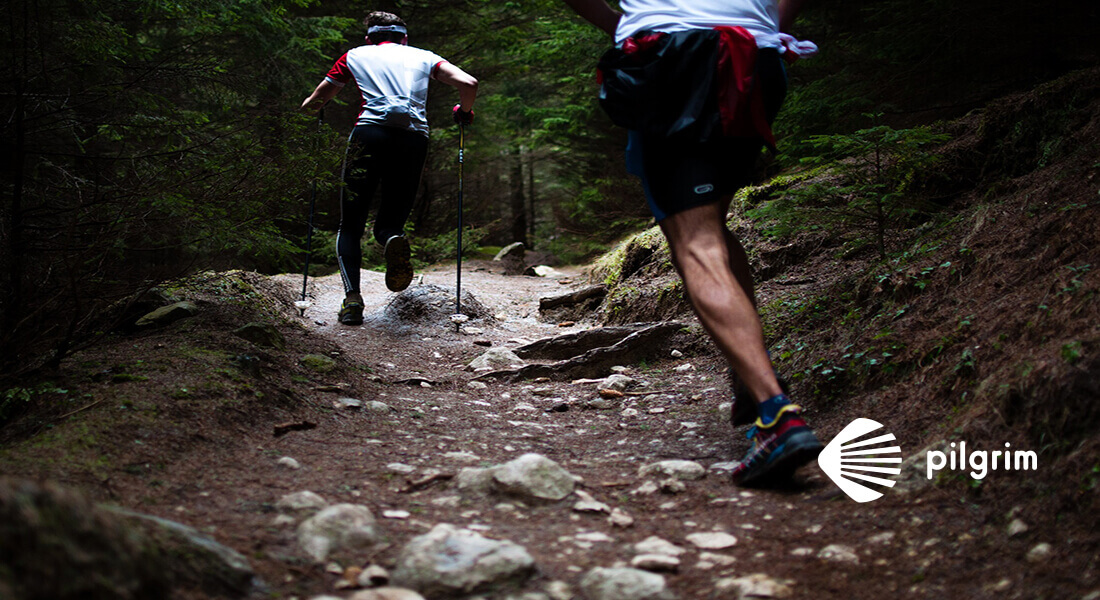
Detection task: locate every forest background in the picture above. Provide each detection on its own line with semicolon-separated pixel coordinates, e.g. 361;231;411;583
2;0;1098;381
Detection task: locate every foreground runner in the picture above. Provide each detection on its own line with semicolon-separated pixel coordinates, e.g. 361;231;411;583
301;11;478;325
562;0;822;485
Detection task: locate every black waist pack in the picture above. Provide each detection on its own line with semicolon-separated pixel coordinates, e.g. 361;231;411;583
597;29;723;142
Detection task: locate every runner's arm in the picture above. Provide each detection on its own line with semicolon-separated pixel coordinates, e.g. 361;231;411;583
433;62;479;112
300;80;340;112
561;0;622;37
778;0;808;33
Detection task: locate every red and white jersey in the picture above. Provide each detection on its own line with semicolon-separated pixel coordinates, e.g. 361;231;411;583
325;43;446;135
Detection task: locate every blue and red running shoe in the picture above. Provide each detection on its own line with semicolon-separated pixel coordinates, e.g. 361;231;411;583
730;404;823;486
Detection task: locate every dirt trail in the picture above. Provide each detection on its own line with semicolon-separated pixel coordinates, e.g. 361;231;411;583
228;262;1015;599
0;260;1082;600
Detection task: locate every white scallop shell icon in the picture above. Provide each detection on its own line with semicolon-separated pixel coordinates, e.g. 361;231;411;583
817;418;903;503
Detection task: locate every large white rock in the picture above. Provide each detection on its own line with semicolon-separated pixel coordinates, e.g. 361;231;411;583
638;460;706;481
468;347;525;371
493;453;576;501
580;567;675;600
456;453;576;503
296;504;379;563
392;524;535;597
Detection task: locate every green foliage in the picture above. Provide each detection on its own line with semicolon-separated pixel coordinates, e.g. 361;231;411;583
750;115;949;257
1;0;348;374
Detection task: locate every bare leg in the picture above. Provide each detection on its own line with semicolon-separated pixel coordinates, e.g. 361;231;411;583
659;200;781;405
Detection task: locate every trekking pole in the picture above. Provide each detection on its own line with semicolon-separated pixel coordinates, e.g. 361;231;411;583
456;123;464;317
295;106;324;316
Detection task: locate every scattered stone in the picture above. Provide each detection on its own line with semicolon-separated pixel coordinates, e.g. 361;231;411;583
817;544;859;565
387;463;417;474
364;401;394;413
631;554;680;573
335;397;363;410
789;547;814;557
585;397;619;410
443;451;481;463
297;504;379;563
468;347;526;371
580;567;674;600
570;530;610;543
468;381;489;390
383;510;411;520
638;460;705;481
358;564;391;587
699;552;737;566
634;536;686;557
714;573;792;599
631;481;660;495
462;326;485;336
621;407;639;418
1026;542;1053;563
717;402;733;421
277;456;301;470
659;479;686;494
135;301;199;328
348;588;426;600
647;407;665;414
866;531;896;545
608;508;634;528
232;322;285;349
1007;519;1029;537
602;374;636;391
673;363;694;372
573;490;611;514
391;524;536;597
276;491;328;515
685;532;737;550
670;350;683;358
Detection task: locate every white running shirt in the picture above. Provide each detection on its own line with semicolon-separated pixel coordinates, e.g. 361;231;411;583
615;0;783;48
325;43;446;135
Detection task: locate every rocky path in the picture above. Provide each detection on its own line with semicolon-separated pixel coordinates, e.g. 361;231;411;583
1;261;1062;600
197;261;1030;600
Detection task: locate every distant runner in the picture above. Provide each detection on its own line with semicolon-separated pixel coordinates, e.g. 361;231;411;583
563;0;823;486
301;11;477;325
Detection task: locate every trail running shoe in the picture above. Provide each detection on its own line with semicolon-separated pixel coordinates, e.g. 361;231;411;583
730;372;791;426
384;235;413;292
731;404;823;487
338;294;364;326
